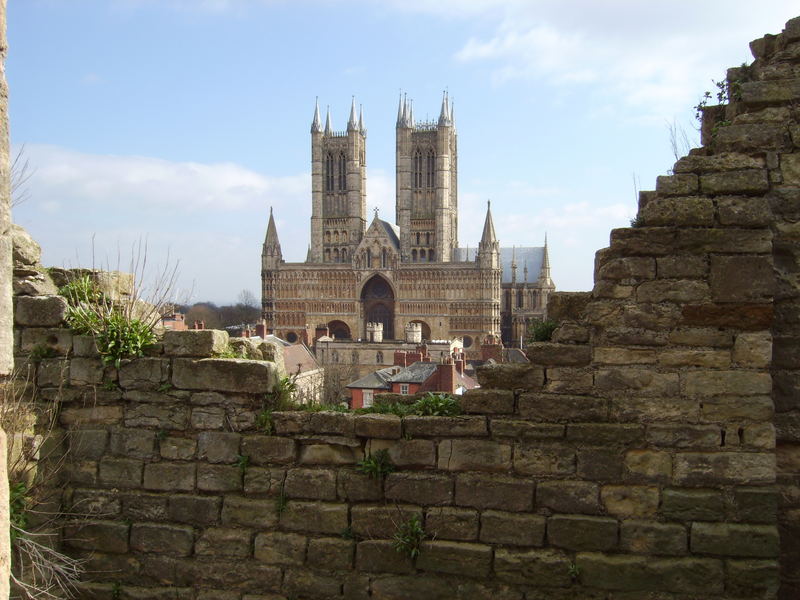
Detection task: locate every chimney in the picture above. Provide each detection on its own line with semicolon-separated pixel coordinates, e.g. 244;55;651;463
394;351;408;367
437;360;456;394
407;351;422;364
256;322;267;338
455;358;464;375
314;324;329;344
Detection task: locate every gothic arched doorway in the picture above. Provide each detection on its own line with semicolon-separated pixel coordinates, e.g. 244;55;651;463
327;320;351;340
361;275;395;340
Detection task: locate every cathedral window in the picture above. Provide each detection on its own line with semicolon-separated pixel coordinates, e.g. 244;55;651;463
426;149;435;188
412;249;417;262
415;232;420;245
381;248;387;268
342;248;348;262
413;149;423;189
504;291;511;310
324;248;331;262
425;232;430;245
334;248;340;263
338;152;347;191
420;249;426;261
325;231;331;243
334;231;340;242
366;249;372;268
325;153;334;192
429;249;434;262
517;289;524;308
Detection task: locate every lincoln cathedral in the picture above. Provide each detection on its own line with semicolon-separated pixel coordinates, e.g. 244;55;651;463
261;93;555;356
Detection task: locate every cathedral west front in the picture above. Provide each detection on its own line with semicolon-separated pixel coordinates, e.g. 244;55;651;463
261;93;554;355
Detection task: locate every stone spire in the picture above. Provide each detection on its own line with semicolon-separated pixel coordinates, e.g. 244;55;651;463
263;207;282;270
539;233;553;286
311;97;322;133
477;200;500;269
396;92;405;127
408;99;415;128
480;200;497;246
347;96;358;131
438;91;452;126
511;245;517;284
358;104;364;133
324;106;333;136
524;259;528;283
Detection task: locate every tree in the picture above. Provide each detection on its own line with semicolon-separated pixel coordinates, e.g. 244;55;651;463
237;289;258;309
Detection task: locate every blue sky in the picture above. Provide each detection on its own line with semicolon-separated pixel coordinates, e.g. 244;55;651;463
8;0;798;304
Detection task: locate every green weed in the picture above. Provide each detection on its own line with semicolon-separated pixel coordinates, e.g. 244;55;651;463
526;319;558;343
412;392;460;416
28;344;57;361
393;515;426;559
236;454;250;474
356;449;395;480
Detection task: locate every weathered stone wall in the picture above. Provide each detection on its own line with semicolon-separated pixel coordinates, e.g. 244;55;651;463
9;15;800;600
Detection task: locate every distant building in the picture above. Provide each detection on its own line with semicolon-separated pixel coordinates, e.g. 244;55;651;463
161;312;187;331
261;94;555;356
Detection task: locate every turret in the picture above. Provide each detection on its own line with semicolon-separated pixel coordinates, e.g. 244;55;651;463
347;96;358;132
262;207;282;270
477;200;500;270
311;97;322;133
538;234;554;289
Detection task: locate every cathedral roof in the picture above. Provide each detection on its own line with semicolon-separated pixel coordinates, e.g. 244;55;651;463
365;217;400;249
454;246;546;283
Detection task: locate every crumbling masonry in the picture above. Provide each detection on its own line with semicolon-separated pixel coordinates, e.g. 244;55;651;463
8;15;800;600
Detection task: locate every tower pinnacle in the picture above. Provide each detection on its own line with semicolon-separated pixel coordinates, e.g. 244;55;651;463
438;90;452;126
324;106;332;136
358;104;365;133
311;97;322;133
347;96;358;131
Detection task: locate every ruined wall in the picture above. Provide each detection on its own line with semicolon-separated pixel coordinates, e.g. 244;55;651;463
9;15;800;600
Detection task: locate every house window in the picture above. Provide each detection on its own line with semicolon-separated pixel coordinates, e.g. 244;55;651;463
363;389;374;408
400;384;409;395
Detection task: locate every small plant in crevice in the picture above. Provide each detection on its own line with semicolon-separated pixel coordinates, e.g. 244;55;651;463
155;429;167;442
392;515;426;559
28;344;57;362
101;379;119;391
256;409;274;434
568;561;581;581
629;214;643;228
215;344;247;359
412;392;460;417
526;319;558;343
111;582;122;600
157;382;173;393
356;449;395;480
274;485;289;518
236;454;250;475
340;526;356;540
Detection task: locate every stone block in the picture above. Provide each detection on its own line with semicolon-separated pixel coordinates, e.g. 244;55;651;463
98;457;143;489
243;467;285;495
162;329;229;357
717;196;771;226
645;424;720;448
567;424;643;445
20;326;73;355
544;367;595;394
494;548;572;587
458;389;515;414
547;514;617;551
240;435;296;465
683;370;771;397
595;368;679;396
455;473;533;511
63;521;129;554
700;395;773;421
597;257;656;280
159;436;196;460
309;411;355;436
280;501;348;535
169;495;221;525
710;255;774;302
480;510;545;546
68;357;105;386
68;429;108;460
691;522;779;557
669;327;733;347
674;228;772;254
656;255;707;279
307;537;354;571
517;393;607;422
190;406;226;430
674;151;764;174
600;485;659;518
282;568;342;599
416;541;492;577
172;357;276;393
526;343;591;366
700;168;770;195
624;450;672;483
121;492;170;522
221;495;278;528
271;411;311;434
125;403;188;430
254;531;307;565
641;196;713;226
732;332;771;368
109;428;156;460
118;357;169;390
197;464;241;492
14;295;67;327
592;347;656;365
354;414;402;438
726;559;780;598
620;520;687;555
425;507;478;541
385;472;452;505
299;442;361;465
662;488;726;521
195;527;251;558
733;487;778;523
36;357;69;387
681;302;773;330
285;467;337;501
537;480;599;514
673;452;775;485
513;443;575;477
576;448;622;481
130;523;194;557
655;173;699;196
474;363;544;391
356;539;414;574
551;322;590;343
143;462;195;492
197;431;241;464
491;424;562;446
657;349;730;368
61;405;123;429
351;504;422;538
403;415;487;437
437;439;511;472
337;468;383;502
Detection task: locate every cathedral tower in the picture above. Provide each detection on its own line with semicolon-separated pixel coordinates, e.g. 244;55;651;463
261;207;282;330
396;92;458;263
309;97;367;263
